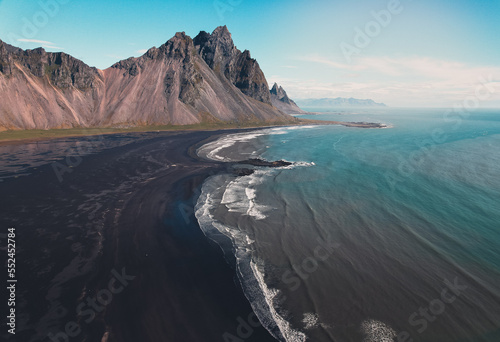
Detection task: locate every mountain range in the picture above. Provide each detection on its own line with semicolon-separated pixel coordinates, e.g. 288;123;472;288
296;98;387;108
0;26;298;131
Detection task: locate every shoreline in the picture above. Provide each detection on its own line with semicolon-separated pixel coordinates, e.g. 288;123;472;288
0;123;289;146
0;118;387;146
0;129;278;342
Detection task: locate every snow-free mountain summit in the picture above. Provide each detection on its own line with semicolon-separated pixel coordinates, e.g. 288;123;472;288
0;26;297;130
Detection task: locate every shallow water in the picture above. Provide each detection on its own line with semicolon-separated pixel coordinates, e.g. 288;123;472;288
196;108;500;342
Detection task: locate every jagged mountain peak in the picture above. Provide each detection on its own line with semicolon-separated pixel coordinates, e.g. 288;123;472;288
166;31;192;46
269;82;306;114
194;27;235;67
0;39;21;55
212;25;232;38
194;26;234;48
214;25;229;33
194;26;271;105
270;82;285;96
160;31;194;58
0;40;100;88
270;82;290;101
210;26;234;51
111;31;196;76
0;27;295;130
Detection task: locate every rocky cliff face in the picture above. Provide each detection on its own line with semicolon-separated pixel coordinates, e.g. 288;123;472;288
0;40;17;75
194;26;272;105
0;40;101;89
0;39;104;130
0;27;295;131
270;83;306;114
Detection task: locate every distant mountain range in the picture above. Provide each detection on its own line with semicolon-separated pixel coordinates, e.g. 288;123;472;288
296;98;387;108
0;26;297;131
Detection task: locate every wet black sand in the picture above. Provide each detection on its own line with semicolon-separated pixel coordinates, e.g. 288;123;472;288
0;130;277;342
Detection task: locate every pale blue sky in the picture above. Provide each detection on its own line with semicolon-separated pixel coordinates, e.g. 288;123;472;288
1;0;499;107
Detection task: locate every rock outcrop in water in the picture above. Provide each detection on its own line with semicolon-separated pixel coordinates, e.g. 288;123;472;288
270;82;306;114
237;158;292;167
0;27;296;131
233;158;293;176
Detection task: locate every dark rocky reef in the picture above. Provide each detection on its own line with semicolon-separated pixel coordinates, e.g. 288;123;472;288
232;168;255;176
194;26;272;105
237;158;292;167
232;158;293;176
347;122;388;128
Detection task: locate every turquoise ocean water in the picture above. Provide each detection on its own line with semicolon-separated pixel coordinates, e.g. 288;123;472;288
196;108;500;342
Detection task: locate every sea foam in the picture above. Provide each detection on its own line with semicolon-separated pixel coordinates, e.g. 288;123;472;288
195;175;309;342
197;126;319;162
195;126;321;342
221;170;271;220
360;319;397;342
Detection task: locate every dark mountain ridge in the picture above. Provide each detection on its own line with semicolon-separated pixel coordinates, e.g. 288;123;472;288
270;82;306;114
0;27;296;131
194;26;272;104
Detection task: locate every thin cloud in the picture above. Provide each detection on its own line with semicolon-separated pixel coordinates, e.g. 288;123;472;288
18;39;56;46
42;45;64;50
18;39;64;50
270;76;500;107
299;54;500;81
136;49;148;54
287;55;500;106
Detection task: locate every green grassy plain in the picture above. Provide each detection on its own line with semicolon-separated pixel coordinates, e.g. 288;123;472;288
0;121;297;143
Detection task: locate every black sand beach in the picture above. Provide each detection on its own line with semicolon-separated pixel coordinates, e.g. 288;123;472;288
0;130;277;342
